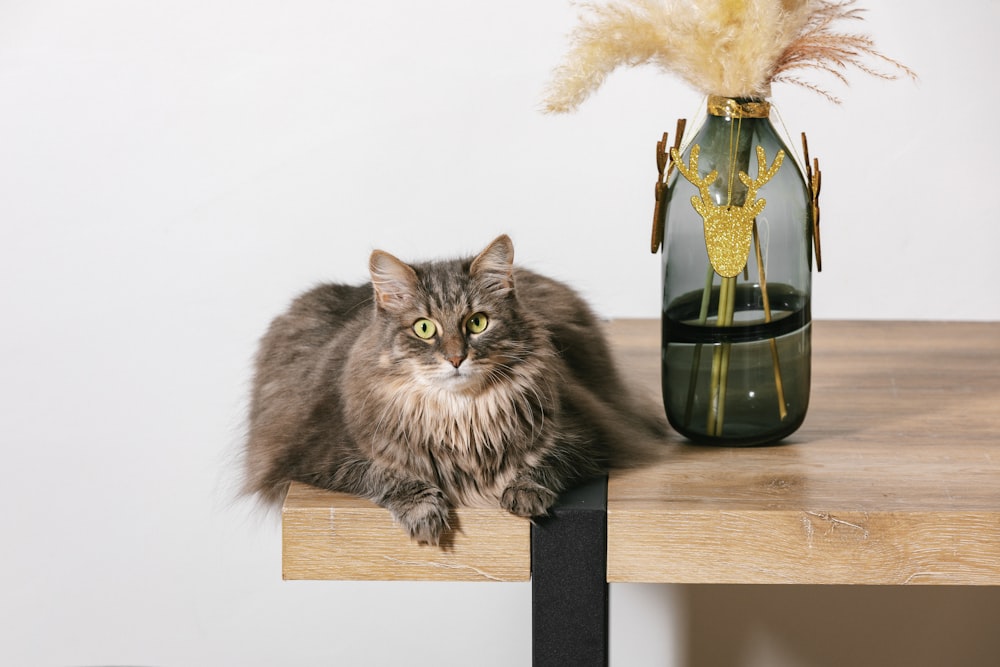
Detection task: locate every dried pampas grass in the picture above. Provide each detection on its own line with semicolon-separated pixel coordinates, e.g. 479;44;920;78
544;0;915;112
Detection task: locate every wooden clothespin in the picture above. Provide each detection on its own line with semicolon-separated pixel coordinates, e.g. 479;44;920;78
650;118;686;253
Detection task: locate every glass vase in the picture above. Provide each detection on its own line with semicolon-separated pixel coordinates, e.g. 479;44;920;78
660;96;813;445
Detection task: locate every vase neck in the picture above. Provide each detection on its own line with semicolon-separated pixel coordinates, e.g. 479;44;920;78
707;96;770;120
688;99;774;208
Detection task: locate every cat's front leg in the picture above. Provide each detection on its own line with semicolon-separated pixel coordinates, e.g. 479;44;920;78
380;478;451;545
500;430;604;519
319;457;451;545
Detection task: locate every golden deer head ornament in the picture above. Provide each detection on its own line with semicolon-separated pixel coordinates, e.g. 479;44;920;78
670;144;784;278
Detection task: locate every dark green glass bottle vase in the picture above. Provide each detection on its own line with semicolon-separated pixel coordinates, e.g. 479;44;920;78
659;96;814;446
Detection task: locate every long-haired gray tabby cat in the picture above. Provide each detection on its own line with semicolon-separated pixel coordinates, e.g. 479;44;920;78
244;235;664;544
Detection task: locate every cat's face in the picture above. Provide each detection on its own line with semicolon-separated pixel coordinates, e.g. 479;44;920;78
368;236;534;394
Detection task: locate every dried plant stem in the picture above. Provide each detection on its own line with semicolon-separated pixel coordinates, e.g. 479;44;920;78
716;340;733;436
707;275;737;436
683;263;717;427
753;221;788;421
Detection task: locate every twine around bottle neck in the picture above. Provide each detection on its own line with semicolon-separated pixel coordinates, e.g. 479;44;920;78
707;95;771;119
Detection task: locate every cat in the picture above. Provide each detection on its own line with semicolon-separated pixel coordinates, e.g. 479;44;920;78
243;234;665;544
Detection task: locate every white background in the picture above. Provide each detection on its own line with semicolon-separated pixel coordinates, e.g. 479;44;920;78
2;1;998;665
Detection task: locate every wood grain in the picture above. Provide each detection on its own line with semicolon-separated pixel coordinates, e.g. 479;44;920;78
606;319;1000;585
282;482;530;582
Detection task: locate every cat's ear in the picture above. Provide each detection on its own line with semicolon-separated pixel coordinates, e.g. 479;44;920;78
370;249;419;312
470;234;515;293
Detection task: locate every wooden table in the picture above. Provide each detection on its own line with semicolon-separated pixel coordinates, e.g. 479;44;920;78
282;319;1000;665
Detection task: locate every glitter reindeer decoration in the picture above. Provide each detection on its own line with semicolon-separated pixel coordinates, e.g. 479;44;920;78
671;144;785;279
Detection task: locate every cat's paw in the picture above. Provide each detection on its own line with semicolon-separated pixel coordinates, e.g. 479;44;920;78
501;480;558;518
389;485;451;545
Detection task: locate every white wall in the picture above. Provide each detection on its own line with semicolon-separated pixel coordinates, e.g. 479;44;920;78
2;1;998;665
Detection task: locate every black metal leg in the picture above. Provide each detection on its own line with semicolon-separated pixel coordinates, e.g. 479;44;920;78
531;475;608;667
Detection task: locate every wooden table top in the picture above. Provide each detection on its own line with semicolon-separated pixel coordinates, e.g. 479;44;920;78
282;319;1000;585
606;319;1000;585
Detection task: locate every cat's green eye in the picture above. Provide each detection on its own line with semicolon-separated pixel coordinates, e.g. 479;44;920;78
413;318;437;340
465;312;489;334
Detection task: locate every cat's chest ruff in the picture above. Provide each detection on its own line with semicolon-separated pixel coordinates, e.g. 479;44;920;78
358;372;548;456
417;385;532;451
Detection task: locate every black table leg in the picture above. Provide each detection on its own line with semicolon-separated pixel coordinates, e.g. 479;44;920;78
531;475;608;667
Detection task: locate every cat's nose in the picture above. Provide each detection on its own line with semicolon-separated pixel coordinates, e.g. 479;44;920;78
447;354;466;368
